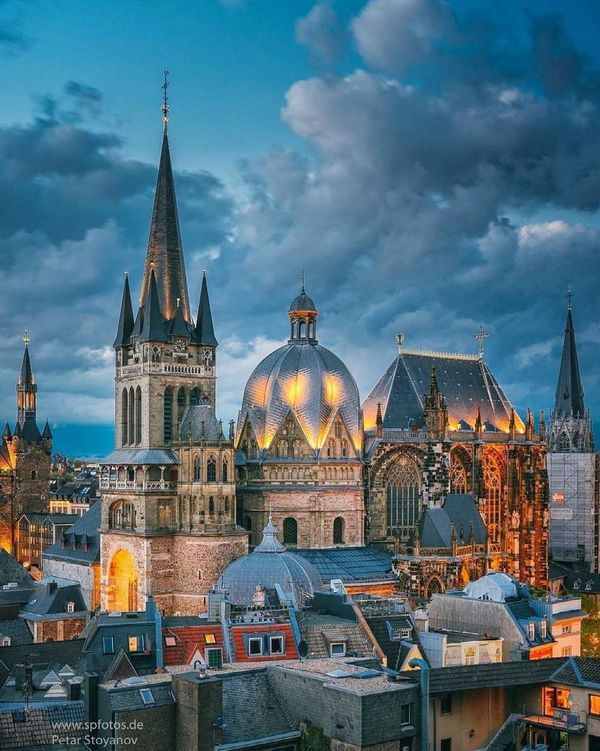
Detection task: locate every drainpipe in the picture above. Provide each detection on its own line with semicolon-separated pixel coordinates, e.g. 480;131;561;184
409;658;429;751
146;594;163;670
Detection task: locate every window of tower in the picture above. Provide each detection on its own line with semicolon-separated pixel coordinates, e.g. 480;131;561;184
121;388;128;446
151;346;160;364
558;432;570;452
207;456;217;483
335;421;342;438
450;455;468;494
208;497;215;515
193;456;201;482
298;321;306;338
177;386;186;424
283;517;298;545
333;517;345;545
164;387;173;443
224;496;229;513
386;457;421;540
222;458;228;483
190;387;201;406
135;386;142;444
341;439;348;457
128;387;135;445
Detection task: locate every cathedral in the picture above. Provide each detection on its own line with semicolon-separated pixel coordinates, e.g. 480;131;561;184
96;93;550;615
0;338;53;553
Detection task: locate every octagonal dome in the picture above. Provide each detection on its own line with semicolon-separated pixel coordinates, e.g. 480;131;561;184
237;286;361;452
219;520;322;607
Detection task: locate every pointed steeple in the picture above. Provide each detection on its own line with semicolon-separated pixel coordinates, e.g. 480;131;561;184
19;342;34;387
194;271;218;347
140;269;168;342
131;306;144;339
42;420;52;440
554;300;585;417
113;274;134;349
169;299;190;338
17;333;38;428
2;422;11;442
139;129;191;323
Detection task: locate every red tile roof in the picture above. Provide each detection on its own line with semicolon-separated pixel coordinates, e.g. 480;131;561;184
163;625;224;666
231;623;298;663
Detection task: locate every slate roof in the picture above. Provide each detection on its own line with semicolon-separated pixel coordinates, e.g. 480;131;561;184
43;502;101;566
100;448;179;465
289;287;317;312
81;612;157;676
295;547;395;583
194;271;218;346
362;613;417;671
219;670;298;748
417;495;487;549
20;582;87;620
363;350;523;433
297;614;373;659
0;619;33;646
18;512;76;526
551;657;600;688
564;571;600;595
554;307;585;417
105;681;175;711
179;404;223;442
139;131;191;323
0;550;35;586
113;273;134;348
0;701;85;749
0;639;85;684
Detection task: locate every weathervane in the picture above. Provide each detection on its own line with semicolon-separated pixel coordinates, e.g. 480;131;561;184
161;69;170;129
23;330;30;346
475;326;488;359
567;284;574;311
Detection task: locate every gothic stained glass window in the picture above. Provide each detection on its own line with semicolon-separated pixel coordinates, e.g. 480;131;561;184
207;456;217;483
450;459;468;494
386;457;420;540
482;452;502;542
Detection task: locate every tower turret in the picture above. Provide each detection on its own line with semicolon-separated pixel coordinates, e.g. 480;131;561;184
16;333;41;443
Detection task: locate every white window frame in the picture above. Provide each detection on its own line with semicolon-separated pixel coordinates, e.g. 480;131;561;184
527;623;535;641
330;642;346;657
164;635;177;648
1;637;10;647
269;636;284;655
248;637;263;657
139;688;155;705
540;621;547;638
66;601;75;613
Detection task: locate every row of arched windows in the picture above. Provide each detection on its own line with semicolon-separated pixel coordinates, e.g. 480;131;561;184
245;516;345;546
193;455;228;483
121;387;142;446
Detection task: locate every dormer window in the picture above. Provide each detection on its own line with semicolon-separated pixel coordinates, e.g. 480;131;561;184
540;621;547;638
330;642;346;657
528;623;535;641
1;636;10;647
66;602;75;614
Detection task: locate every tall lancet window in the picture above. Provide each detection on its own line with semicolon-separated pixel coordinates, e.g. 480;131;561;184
164;387;173;443
482;452;502;542
135;386;142;444
450;461;468;494
386;456;420;540
121;388;128;446
128;386;135;445
177;386;186;426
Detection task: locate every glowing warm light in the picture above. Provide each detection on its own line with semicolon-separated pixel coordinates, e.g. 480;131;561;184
283;374;306;408
107;549;139;612
325;374;342;406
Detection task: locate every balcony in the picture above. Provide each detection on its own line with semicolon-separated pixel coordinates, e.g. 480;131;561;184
100;479;178;493
118;362;212;377
522;707;587;735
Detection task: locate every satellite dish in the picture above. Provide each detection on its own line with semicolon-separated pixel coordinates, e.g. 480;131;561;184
298;640;309;660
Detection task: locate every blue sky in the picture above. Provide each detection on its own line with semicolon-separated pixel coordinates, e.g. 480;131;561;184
0;0;599;457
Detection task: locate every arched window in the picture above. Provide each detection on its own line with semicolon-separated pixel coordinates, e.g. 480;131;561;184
151;346;160;364
450;458;468;494
222;458;228;483
177;386;187;424
207;456;217;483
128;386;135;445
386;456;421;540
164;387;173;443
482;452;503;543
135;386;142;444
208;496;215;515
224;496;229;513
283;517;298;545
298;321;306;338
333;517;344;545
121;388;128;445
190;387;201;406
327;439;335;458
335;421;342;438
109;501;136;530
193;456;201;482
341;439;348;458
30;470;37;481
557;432;570;453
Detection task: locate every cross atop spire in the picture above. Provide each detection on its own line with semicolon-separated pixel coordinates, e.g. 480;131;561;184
475;326;488;359
23;330;30;346
567;284;573;311
161;69;170;130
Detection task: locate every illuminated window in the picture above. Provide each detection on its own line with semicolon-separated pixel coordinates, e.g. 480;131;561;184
482;452;502;542
590;695;600;717
543;687;571;715
386;457;420;540
205;634;216;645
561;646;572;657
128;635;145;653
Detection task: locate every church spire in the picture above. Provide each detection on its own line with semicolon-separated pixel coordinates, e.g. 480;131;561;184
554;293;585;417
138;77;191;323
140;268;168;342
16;332;41;441
194;271;218;346
113;273;134;348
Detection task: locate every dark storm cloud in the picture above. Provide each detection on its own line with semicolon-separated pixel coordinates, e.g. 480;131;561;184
211;0;600;428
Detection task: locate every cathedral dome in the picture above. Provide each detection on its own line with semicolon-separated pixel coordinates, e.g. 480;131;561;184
237;287;361;451
219;520;322;607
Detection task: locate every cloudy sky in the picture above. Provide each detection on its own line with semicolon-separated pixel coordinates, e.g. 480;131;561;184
0;0;598;457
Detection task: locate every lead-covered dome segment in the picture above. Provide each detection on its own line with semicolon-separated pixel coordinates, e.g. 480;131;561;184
219;519;322;607
236;285;362;453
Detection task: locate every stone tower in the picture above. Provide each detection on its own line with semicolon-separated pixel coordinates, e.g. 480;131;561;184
0;337;52;553
548;297;597;570
99;112;247;615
